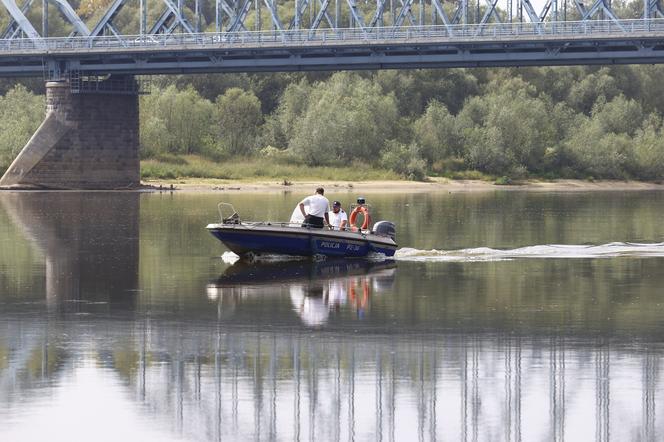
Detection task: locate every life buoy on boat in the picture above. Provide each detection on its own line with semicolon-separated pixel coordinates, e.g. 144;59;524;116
349;206;371;231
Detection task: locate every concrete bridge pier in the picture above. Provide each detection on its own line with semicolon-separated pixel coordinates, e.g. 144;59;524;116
0;76;140;189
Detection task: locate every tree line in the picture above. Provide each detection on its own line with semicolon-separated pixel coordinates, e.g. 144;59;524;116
2;65;664;181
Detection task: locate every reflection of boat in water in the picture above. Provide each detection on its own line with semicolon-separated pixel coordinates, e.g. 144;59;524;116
207;259;397;327
206;203;397;258
211;258;396;286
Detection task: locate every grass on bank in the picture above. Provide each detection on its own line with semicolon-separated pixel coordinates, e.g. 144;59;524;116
140;155;401;181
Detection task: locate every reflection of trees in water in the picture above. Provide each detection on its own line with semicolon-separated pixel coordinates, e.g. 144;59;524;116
385;259;664;338
3;317;662;441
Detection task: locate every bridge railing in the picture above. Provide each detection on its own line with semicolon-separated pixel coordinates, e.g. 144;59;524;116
2;19;664;53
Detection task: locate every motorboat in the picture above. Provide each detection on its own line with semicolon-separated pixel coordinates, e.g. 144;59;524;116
206;203;397;258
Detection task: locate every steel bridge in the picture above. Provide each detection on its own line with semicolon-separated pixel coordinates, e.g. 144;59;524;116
3;0;664;189
2;0;664;77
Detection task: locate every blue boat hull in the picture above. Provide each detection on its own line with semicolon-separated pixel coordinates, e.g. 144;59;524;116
207;224;397;258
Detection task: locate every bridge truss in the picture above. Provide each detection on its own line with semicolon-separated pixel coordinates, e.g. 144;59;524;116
1;0;664;77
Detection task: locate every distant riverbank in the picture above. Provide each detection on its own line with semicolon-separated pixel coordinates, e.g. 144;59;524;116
142;178;664;193
139;156;664;194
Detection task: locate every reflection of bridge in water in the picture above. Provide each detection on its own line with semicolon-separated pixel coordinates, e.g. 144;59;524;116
1;317;662;440
0;193;662;440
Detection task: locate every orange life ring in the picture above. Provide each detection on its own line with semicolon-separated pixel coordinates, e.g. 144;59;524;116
349;206;371;231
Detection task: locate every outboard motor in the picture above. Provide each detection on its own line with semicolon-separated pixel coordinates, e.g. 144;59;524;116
373;221;396;241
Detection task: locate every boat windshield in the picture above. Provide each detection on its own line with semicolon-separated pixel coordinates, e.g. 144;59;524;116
290;205;304;224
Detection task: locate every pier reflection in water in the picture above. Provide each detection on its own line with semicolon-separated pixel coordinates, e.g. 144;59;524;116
0;192;664;441
0;191;139;308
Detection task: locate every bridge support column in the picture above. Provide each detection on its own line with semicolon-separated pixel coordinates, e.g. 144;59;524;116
0;76;140;190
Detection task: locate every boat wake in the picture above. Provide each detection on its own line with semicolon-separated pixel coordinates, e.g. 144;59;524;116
221;252;241;264
221;251;309;264
394;242;664;262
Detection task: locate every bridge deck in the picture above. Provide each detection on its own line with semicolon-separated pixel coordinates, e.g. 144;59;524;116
1;20;664;76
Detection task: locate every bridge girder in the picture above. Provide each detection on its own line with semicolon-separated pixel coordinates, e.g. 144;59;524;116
1;31;663;79
0;0;658;41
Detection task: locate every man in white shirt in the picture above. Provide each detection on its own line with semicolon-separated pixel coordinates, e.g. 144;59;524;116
298;187;330;228
328;200;348;230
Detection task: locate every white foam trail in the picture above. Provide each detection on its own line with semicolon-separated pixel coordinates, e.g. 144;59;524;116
395;242;664;262
221;251;308;263
221;251;240;264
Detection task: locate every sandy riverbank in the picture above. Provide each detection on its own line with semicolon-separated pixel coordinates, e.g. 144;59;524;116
142;178;664;193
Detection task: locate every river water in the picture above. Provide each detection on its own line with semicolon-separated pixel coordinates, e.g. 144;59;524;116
1;190;664;441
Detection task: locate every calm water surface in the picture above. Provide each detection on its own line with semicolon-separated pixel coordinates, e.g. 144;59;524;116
1;190;664;441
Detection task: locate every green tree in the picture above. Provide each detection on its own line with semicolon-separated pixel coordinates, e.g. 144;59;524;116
214;88;263;156
413;100;460;165
563;95;645;179
632;115;664;180
0;86;44;173
376;69;479;116
566;67;620;114
634;65;664;115
152;73;252;101
564;124;627;179
565;125;633;179
274;79;312;142
457;78;557;175
289;72;399;166
140;85;214;156
380;140;427;180
591;94;644;136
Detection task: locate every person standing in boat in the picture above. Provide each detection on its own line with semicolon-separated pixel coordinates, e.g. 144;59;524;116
298;187;330;229
328;200;348;230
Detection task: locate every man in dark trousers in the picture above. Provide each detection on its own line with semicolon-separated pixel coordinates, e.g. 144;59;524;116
298;187;330;228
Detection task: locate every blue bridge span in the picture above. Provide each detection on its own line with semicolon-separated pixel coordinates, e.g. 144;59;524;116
1;0;664;77
4;20;664;77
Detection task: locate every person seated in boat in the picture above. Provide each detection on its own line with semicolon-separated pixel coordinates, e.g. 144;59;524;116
328;200;348;231
297;187;330;229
